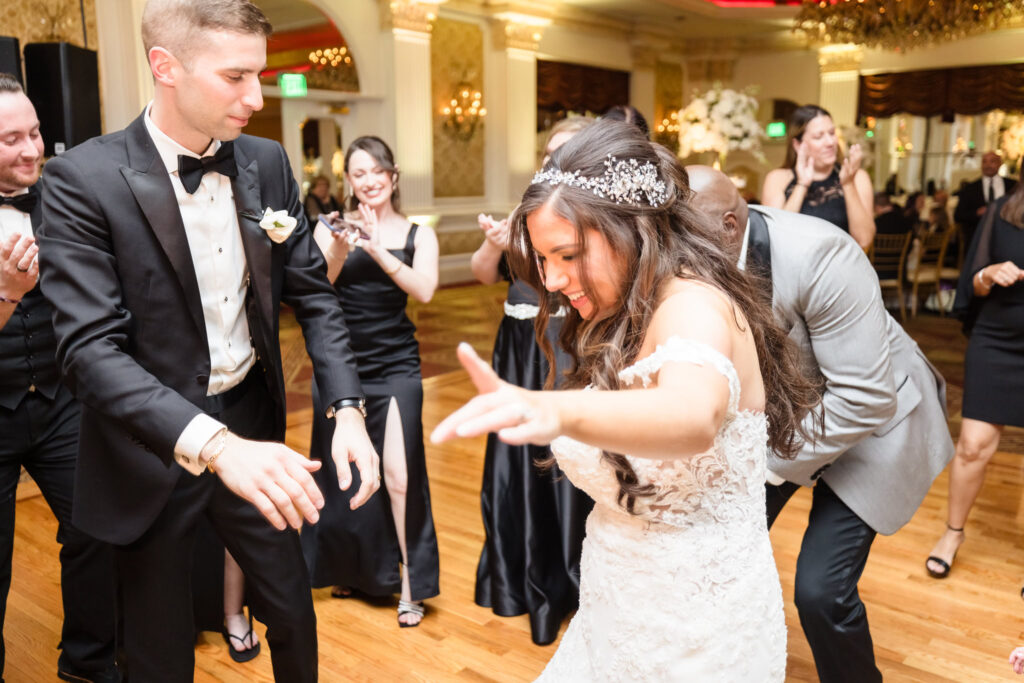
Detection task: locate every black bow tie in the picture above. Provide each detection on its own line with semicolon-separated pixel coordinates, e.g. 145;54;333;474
177;141;237;194
0;188;37;213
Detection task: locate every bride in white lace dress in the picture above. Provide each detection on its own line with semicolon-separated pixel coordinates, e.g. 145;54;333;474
432;120;819;682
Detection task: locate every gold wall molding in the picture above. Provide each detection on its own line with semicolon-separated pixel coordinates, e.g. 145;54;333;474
381;0;443;34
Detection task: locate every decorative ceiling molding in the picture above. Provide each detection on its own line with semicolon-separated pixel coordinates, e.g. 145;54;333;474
818;44;864;74
380;0;446;34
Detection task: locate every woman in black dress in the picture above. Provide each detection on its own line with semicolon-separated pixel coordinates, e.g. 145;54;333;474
468;117;594;645
302;136;440;626
925;178;1024;578
761;105;875;249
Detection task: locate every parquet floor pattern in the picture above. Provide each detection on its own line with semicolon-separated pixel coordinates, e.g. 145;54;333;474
7;285;1024;681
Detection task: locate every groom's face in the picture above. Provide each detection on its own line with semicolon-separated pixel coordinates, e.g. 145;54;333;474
172;29;266;144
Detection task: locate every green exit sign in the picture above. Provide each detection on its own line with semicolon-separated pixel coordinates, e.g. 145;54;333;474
766;121;786;138
279;73;307;97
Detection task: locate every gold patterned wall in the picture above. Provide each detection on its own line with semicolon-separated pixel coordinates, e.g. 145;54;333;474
0;0;99;65
431;17;485;198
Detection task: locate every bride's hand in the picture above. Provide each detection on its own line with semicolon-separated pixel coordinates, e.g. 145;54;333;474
430;343;561;446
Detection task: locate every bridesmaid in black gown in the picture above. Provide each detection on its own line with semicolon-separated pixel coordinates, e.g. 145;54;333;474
302;136;440;627
761;104;875;248
468;117;594;645
925;179;1024;578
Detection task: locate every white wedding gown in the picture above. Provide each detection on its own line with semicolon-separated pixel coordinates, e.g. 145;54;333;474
536;337;786;682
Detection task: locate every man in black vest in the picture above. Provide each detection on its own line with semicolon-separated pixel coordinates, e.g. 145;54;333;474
0;74;117;681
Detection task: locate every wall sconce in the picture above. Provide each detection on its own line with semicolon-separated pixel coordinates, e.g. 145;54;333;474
441;81;486;141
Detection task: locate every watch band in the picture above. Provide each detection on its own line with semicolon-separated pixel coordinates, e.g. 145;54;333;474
327;397;367;419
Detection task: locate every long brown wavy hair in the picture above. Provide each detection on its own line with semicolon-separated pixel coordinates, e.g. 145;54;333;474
507;120;821;513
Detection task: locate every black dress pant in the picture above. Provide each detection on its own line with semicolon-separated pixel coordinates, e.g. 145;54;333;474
0;385;115;677
766;480;882;683
115;374;317;682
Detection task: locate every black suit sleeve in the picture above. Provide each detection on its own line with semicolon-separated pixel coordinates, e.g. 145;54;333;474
270;142;363;408
36;153;201;464
954;182;980;227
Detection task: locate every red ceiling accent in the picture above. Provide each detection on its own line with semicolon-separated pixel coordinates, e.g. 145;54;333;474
704;0;801;6
267;22;344;53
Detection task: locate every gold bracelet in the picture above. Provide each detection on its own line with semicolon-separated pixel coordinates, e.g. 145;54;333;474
202;428;229;473
384;258;403;275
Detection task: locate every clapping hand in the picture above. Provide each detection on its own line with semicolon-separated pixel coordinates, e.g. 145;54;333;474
0;234;39;300
794;141;816;188
354;202;382;255
839;143;863;187
477;213;509;251
430;343;561;446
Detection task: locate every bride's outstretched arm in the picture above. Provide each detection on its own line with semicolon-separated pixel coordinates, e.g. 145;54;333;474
431;286;747;461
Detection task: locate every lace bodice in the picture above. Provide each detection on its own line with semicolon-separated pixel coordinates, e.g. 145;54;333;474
550;336;769;530
537;336;786;682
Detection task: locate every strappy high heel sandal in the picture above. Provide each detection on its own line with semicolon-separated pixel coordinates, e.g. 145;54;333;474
397;599;425;628
926;523;965;579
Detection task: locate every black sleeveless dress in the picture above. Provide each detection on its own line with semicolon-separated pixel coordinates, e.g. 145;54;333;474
784;166;849;232
474;261;594;645
301;224;440;601
961;198;1024;427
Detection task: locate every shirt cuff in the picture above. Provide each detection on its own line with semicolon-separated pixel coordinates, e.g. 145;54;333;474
765;469;786;486
173;413;226;475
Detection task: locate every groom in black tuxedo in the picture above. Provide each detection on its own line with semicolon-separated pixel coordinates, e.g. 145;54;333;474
36;1;380;680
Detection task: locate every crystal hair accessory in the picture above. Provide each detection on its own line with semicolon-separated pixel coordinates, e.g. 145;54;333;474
531;155;668;208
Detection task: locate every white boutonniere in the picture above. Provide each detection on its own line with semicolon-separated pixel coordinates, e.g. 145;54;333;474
259;207;297;243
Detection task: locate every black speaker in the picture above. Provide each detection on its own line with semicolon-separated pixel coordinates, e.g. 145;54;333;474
23;42;101;156
0;36;21;85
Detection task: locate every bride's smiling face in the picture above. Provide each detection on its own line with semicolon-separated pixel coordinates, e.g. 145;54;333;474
526;202;624;321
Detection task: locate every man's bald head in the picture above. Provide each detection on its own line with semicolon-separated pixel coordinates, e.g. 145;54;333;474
685;165;748;256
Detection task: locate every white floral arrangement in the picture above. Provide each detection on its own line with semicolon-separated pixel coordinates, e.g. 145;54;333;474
1001;118;1024;167
677;83;765;162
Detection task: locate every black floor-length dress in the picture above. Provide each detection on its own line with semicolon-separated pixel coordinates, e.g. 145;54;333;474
301;224;440;601
474;273;593;645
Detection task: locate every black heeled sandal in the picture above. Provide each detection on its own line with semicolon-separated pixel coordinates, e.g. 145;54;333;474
926;523;965;579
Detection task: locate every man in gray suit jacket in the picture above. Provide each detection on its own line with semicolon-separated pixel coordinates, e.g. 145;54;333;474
688;166;954;683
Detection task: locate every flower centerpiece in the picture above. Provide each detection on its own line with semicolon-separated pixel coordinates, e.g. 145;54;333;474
677;83;765;166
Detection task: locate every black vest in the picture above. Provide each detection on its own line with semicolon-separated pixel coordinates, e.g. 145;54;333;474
0;199;61;409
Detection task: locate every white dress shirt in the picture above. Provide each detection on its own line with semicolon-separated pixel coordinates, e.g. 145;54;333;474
143;104;255;474
983;175;1006;202
0;188;34;242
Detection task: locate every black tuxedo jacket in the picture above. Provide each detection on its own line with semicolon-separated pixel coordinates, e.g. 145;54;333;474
954;176;1018;229
36;113;363;544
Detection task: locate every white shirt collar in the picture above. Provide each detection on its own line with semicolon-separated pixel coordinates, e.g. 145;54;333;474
143;101;220;176
0;187;31;199
736;216;751;271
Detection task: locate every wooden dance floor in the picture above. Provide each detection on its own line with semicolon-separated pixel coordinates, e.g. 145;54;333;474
7;283;1024;681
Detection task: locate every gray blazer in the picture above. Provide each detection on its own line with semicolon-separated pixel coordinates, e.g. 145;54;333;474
750;205;955;535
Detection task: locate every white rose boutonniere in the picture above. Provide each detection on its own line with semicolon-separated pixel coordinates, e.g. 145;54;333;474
259;207;297;243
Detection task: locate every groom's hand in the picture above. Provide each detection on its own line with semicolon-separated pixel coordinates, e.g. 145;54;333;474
212;433;325;531
330;408;381;510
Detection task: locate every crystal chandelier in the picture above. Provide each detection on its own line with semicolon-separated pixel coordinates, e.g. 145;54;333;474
794;0;1024;52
